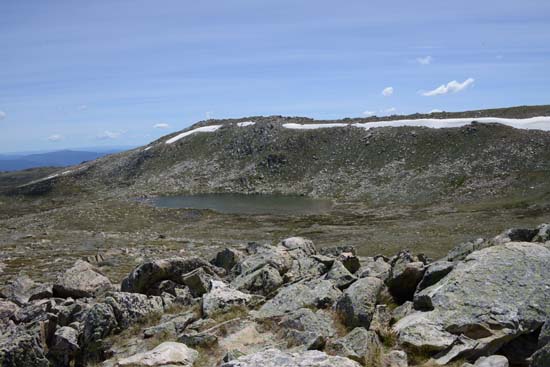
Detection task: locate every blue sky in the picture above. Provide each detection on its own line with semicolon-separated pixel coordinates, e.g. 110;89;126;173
1;0;550;153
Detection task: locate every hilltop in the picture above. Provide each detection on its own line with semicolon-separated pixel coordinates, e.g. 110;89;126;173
14;105;550;208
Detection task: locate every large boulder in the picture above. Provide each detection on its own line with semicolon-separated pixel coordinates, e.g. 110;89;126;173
357;257;391;281
275;308;336;350
219;348;362;367
48;326;80;365
279;237;317;256
231;264;284;297
202;280;261;318
325;327;381;364
335;277;383;328
212;248;243;272
121;257;223;294
256;279;341;318
105;292;165;329
53;260;113;298
324;261;357;290
533;223;550;242
79;302;118;362
0;323;49;367
115;341;198;366
394;242;550;364
386;251;425;304
0;275;52;306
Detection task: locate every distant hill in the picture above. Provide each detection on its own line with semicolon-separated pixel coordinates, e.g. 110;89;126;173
0;150;120;171
12;105;550;207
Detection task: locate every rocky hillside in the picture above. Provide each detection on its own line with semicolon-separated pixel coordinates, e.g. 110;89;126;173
16;105;550;206
1;224;549;366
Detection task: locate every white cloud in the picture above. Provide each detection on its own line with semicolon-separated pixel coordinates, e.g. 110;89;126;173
382;87;394;97
0;110;6;120
429;109;443;113
97;130;124;140
47;134;64;142
154;123;170;129
422;78;475;97
205;111;213;119
363;110;375;116
416;56;433;65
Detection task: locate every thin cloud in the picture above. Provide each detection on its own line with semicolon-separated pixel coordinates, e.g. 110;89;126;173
382;87;394;97
363;110;375;116
97;130;124;140
0;110;6;120
417;56;433;65
429;109;443;113
154;123;170;129
381;107;396;114
77;105;88;111
422;78;475;97
47;134;64;142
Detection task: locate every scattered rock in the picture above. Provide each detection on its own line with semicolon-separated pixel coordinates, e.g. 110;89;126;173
143;312;196;339
256;279;341;318
533;223;550;242
387;251;425;304
335;277;383;328
471;355;509;367
231;264;283;296
53;260;113;298
121;257;223;294
0;275;52;306
337;252;360;274
324;260;357;289
182;267;214;297
220;348;362;367
279;237;317;256
49;326;80;364
212;248;243;272
325;327;381;364
105;292;165;329
115;342;198;367
319;246;356;257
357;257;391;281
275;308;336;350
0;323;49;367
202;280;261;318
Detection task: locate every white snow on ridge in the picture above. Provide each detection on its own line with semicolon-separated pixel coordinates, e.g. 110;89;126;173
283;116;550;131
237;121;256;127
164;117;550;145
282;123;351;130
165;125;223;144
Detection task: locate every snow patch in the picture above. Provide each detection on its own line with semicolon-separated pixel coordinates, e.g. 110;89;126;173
283;116;550;132
237;121;256;127
144;146;152;151
165;125;222;144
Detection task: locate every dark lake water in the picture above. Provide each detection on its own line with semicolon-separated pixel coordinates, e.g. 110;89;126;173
150;194;333;215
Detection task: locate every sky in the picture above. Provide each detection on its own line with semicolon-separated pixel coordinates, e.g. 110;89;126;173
1;0;550;153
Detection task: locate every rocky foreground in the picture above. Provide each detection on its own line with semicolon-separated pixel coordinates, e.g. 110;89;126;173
1;225;550;366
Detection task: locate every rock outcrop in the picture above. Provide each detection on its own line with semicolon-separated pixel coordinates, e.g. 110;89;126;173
2;227;550;367
396;242;550;364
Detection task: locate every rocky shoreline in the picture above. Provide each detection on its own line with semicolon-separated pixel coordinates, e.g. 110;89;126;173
1;224;549;366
